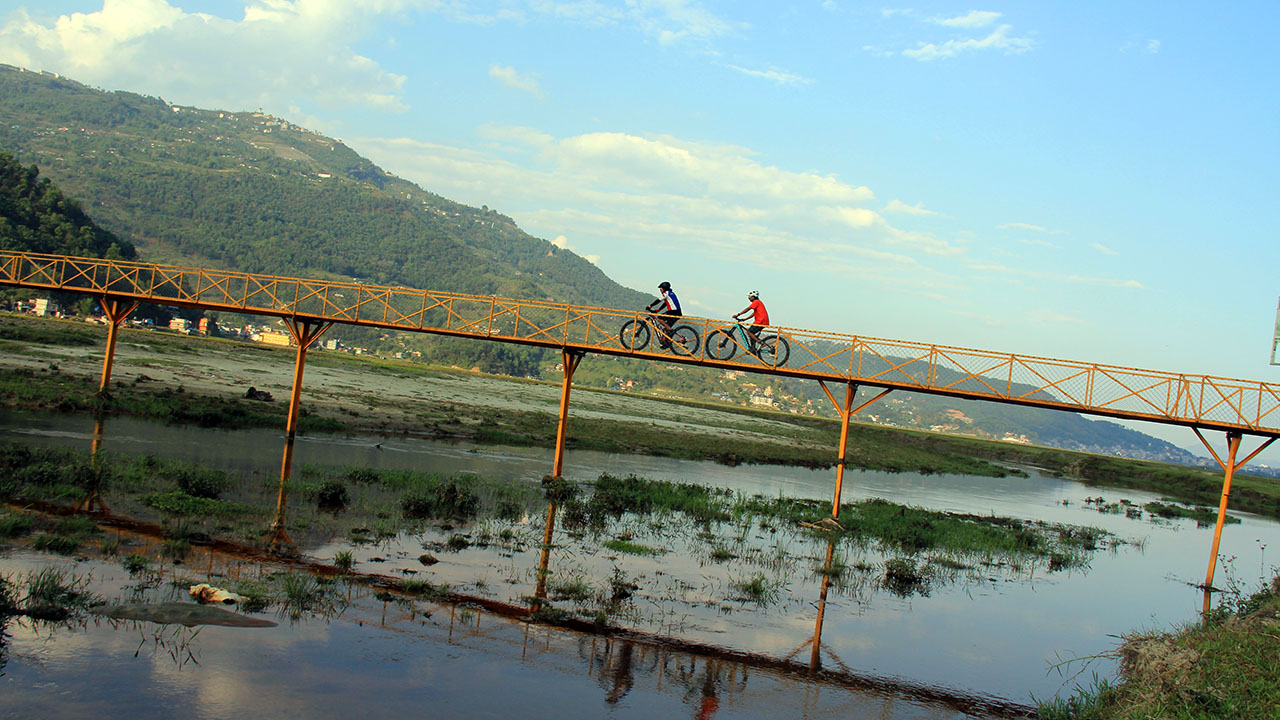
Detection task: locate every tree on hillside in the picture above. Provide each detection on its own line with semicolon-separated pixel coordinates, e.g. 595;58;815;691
0;152;136;260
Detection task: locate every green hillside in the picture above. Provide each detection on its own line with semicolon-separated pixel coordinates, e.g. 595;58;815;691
0;67;646;310
0;150;134;260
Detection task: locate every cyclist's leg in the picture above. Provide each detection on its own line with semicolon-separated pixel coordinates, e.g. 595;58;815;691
659;311;680;347
747;325;763;352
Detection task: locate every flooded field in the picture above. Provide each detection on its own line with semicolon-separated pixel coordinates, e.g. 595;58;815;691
4;410;1279;717
1;544;1006;720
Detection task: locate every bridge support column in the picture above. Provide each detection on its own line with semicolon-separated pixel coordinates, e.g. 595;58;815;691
819;382;893;523
1193;428;1277;612
98;297;139;392
534;500;558;604
282;318;333;440
271;318;332;550
552;349;584;478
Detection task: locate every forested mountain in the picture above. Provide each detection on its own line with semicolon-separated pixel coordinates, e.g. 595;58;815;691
0;66;646;309
0;151;134;259
0;66;1196;464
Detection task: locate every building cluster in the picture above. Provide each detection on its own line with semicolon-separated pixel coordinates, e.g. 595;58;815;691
10;296;407;356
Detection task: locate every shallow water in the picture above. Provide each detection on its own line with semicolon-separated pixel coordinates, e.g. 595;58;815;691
3;409;1278;713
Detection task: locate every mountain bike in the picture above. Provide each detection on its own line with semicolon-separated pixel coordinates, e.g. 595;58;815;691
704;322;790;366
618;311;700;356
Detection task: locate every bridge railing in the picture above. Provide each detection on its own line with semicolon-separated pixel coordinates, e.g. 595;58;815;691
3;251;1279;435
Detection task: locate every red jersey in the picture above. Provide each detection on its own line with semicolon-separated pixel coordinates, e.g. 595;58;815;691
747;298;769;326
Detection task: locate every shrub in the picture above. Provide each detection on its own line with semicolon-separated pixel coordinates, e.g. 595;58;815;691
315;480;349;509
32;533;80;555
401;481;479;519
0;513;32;538
173;467;226;499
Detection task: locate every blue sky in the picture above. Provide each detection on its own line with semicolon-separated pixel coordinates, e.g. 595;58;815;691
3;1;1279;458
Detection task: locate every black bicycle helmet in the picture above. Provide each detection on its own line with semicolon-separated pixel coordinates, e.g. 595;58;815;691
659;281;671;290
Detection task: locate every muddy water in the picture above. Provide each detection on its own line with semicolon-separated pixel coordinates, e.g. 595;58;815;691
4;409;1280;715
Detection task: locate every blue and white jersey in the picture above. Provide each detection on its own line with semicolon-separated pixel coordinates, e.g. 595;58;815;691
660;289;680;312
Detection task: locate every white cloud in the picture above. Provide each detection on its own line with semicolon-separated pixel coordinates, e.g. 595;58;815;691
903;24;1033;60
884;199;936;216
489;64;545;98
999;222;1048;232
1016;237;1059;249
968;263;1144;289
726;64;810;85
1090;242;1119;256
1146;39;1161;54
551;235;600;264
518;0;735;44
1027;309;1088;326
0;0;411;113
355;128;961;278
929;11;1001;29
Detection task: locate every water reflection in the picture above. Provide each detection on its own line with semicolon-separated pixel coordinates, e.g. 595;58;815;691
80;413;109;513
782;539;843;673
10;408;1280;708
521;500;1032;716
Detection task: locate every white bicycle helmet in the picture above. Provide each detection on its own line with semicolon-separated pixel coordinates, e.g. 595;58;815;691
747;290;759;300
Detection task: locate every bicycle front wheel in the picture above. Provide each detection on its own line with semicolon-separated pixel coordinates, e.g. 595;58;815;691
619;319;651;351
704;329;738;361
760;335;790;367
669;325;700;356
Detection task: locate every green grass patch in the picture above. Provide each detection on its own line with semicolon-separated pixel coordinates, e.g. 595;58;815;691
398;578;450;599
730;572;782;605
602;538;662;556
18;566;99;621
0;512;33;538
140;490;253;517
1144;501;1238;525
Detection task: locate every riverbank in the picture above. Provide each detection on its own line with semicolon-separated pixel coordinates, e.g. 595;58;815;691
1038;575;1280;719
3;312;1276;519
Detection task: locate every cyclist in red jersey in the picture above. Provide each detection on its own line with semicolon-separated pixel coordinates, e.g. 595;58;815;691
732;291;769;351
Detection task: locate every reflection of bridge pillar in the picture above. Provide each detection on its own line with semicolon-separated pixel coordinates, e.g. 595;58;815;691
91;414;105;459
81;414;109;513
552;349;585;478
1193;428;1276;613
98;296;139;392
809;540;836;672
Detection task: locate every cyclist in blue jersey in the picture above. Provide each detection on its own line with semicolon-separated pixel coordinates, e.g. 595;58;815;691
646;281;682;348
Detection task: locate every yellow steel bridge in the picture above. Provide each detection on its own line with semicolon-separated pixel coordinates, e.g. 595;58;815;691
2;250;1275;596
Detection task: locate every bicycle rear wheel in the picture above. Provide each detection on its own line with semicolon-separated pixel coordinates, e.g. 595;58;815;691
619;320;651;351
759;335;789;367
669;325;700;356
704;329;738;361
